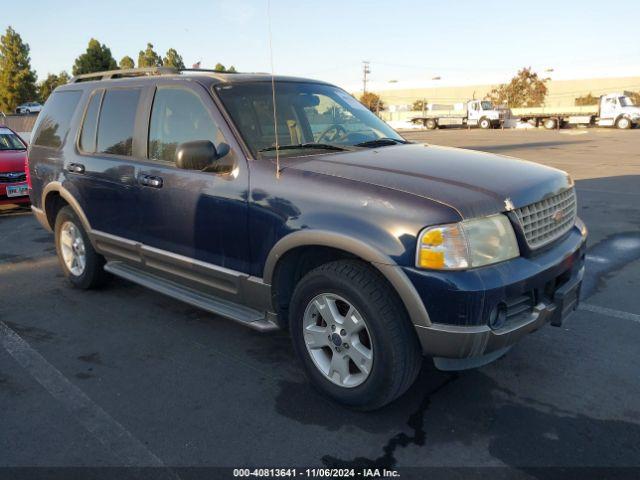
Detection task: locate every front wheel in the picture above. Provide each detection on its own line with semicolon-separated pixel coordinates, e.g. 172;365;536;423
479;117;492;129
54;206;109;289
616;117;631;130
289;260;422;410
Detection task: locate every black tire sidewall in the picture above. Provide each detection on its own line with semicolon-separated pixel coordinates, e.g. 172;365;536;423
289;266;407;408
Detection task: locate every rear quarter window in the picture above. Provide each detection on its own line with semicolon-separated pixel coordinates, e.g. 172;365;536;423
32;90;82;148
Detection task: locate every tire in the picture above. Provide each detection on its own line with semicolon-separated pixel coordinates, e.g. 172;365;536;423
289;260;422;410
25;109;31;114
616;117;631;130
54;206;109;289
479;117;491;129
425;118;437;130
543;118;557;130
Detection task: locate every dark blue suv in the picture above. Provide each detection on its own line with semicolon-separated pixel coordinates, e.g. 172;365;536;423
28;68;586;409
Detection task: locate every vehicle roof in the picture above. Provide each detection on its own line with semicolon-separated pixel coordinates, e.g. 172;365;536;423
57;72;333;91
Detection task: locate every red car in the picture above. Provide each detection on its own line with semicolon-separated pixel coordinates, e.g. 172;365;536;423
0;126;29;206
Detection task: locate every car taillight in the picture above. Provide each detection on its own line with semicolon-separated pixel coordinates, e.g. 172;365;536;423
25;154;32;189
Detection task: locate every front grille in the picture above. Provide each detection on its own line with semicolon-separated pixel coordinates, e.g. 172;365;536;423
0;171;26;183
513;188;577;249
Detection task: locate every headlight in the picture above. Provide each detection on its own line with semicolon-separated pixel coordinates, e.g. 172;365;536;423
416;214;519;270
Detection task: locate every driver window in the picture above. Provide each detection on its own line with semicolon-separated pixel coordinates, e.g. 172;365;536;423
149;87;224;163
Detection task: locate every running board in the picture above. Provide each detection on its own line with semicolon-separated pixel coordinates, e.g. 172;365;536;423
104;261;278;332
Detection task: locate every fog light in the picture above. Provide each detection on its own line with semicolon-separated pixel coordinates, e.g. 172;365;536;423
488;303;507;330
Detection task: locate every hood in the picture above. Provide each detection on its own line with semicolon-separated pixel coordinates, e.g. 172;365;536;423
0;150;27;173
284;143;572;219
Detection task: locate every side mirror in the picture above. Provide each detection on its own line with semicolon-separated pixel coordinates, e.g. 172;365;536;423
175;140;218;170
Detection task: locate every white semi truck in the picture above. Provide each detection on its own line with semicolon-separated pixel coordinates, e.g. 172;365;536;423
411;100;504;130
511;93;640;129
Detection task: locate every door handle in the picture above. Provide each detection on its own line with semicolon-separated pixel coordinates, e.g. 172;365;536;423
139;174;163;188
67;163;85;174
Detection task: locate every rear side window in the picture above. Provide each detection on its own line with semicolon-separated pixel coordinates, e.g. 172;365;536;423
32;90;82;148
79;90;103;152
96;88;141;156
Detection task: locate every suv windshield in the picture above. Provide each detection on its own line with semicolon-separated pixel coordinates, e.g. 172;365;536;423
216;81;404;157
0;131;26;151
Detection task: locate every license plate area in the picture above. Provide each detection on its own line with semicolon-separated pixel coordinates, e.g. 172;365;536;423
6;184;28;197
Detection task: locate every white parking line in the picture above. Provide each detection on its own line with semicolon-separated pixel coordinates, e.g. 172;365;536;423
580;303;640;323
0;321;175;472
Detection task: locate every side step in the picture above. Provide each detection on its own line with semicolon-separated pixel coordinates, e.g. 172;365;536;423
104;261;278;332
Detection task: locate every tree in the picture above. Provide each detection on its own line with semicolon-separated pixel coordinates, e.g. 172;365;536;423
162;48;185;69
575;93;598;106
72;38;117;75
119;56;135;69
359;92;384;112
486;67;548;108
214;63;226;72
227;65;237;73
0;27;37;112
38;71;70;103
138;43;162;68
412;99;427;111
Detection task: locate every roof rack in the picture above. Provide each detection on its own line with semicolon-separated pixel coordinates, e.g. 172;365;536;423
69;67;179;83
69;67;242;84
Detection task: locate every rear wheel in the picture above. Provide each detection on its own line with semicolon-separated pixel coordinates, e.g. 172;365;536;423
543;118;557;130
616;116;631;130
289;260;422;410
425;118;437;130
54;206;109;289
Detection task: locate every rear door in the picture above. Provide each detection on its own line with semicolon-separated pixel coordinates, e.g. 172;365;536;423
72;85;151;241
134;81;251;273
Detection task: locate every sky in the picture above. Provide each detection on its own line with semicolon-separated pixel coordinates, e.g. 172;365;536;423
6;0;640;92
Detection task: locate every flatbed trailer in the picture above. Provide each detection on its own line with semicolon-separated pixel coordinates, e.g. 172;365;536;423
511;93;640;129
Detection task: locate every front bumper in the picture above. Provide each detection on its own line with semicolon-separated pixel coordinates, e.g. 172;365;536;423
406;220;587;365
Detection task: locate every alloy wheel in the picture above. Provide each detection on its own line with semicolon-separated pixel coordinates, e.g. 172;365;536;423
302;293;373;388
60;221;86;276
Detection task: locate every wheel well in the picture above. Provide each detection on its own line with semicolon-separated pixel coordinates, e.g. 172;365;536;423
44;192;68;229
271;246;359;327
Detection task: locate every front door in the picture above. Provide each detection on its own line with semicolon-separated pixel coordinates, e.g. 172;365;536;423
467;101;480;125
135;82;251;274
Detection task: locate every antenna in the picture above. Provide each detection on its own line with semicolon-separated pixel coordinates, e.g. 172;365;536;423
267;0;280;179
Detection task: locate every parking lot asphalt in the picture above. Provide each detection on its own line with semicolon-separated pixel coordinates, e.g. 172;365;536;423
1;128;639;477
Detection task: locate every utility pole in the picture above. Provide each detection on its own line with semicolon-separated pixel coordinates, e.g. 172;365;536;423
362;61;370;94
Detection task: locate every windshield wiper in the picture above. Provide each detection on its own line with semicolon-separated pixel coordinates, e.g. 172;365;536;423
258;143;348;153
354;138;408;148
